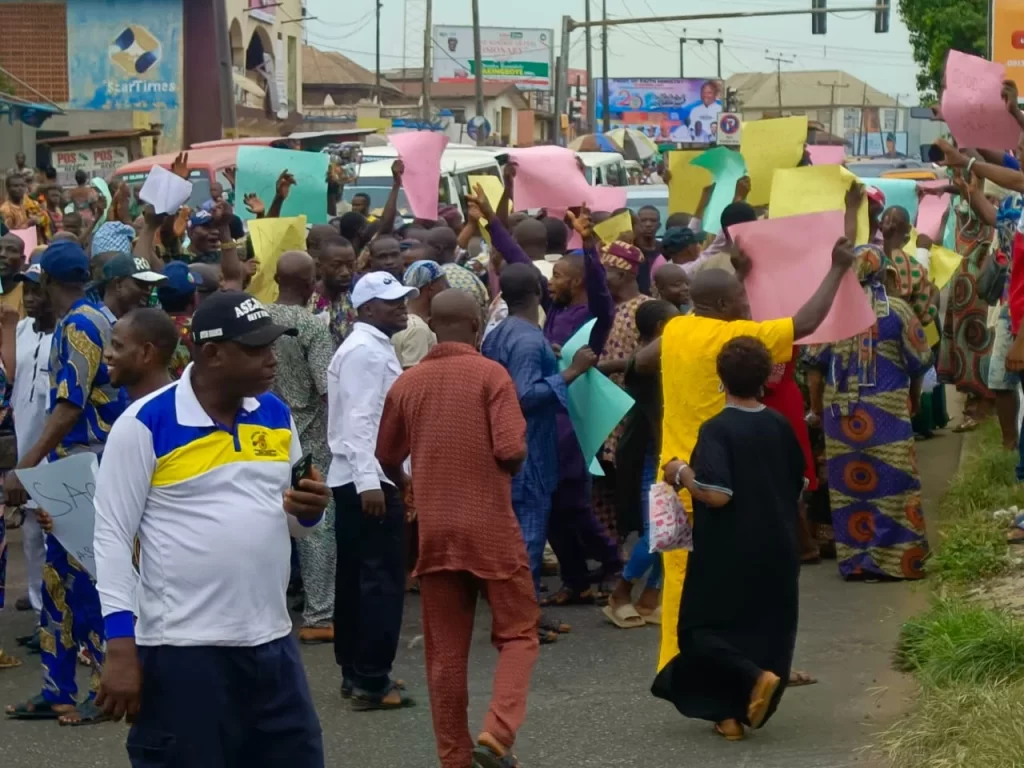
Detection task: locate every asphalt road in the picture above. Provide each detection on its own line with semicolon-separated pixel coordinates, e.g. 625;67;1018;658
0;428;960;768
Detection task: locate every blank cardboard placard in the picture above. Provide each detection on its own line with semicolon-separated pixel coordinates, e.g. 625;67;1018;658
390;131;450;220
769;165;869;245
236;146;329;224
740;115;808;207
730;210;877;344
941;50;1021;152
246;215;308;303
667;150;712;217
691;147;747;234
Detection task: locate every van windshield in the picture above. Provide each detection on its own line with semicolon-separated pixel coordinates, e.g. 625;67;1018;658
114;169;212;209
355;175;451;206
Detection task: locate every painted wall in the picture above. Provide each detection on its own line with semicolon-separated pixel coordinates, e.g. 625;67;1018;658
65;0;183;147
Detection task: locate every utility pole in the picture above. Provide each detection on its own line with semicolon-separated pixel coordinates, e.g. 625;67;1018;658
585;0;594;132
421;0;432;122
601;0;610;132
555;15;570;146
680;32;724;78
858;80;868;155
817;79;849;137
472;0;485;144
765;52;794;112
375;0;382;102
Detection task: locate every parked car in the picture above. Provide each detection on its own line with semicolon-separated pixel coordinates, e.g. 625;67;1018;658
846;157;940;181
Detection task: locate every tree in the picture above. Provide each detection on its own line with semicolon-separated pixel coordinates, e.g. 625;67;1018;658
898;0;987;102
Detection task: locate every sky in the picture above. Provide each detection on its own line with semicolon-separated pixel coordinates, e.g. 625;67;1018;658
305;0;922;102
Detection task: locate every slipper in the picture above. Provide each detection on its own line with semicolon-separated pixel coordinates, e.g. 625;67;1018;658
59;699;111;727
952;418;979;433
714;719;745;741
788;670;818;687
748;671;781;729
539;613;571;634
636;605;662;625
5;694;65;720
472;745;520;768
540;587;604;607
342;678;406;700
350;682;416;711
0;651;21;670
602;602;646;629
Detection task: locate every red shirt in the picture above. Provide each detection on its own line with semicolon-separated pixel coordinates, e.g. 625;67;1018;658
376;342;529;579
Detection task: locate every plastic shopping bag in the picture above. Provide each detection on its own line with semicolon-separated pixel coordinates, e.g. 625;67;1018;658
648;482;693;553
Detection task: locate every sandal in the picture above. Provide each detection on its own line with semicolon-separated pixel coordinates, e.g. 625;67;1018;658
748;671;781;729
602;602;646;629
952;417;979;433
539;613;571;634
59;699;111;727
788;670;818;687
540;586;605;607
342;678;406;700
5;694;68;720
350;681;416;711
0;650;21;670
636;605;662;625
714;719;745;741
472;745;520;768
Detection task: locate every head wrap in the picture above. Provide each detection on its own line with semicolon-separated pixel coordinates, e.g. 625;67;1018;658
599;241;645;275
660;227;699;255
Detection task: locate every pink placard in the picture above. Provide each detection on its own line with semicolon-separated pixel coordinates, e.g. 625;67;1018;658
10;227;37;260
729;211;876;344
941;50;1021;151
916;193;951;240
389;131;450;220
807;145;846;166
507;146;627;212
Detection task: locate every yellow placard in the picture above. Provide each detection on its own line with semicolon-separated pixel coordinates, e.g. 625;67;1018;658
594;211;633;244
469;175;507;211
928;245;963;290
356;117;391;133
667;150;713;216
741;116;808;207
923;321;940;347
246;215;308;303
769;165;869;244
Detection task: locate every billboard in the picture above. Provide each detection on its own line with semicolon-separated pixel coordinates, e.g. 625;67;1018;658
992;0;1024;91
432;26;553;90
66;0;183;112
594;78;725;143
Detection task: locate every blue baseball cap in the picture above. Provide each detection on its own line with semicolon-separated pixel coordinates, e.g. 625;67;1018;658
402;259;445;289
13;263;43;285
157;261;203;303
40;240;91;284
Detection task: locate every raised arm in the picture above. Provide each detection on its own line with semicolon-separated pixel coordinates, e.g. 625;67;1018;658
133;206;166;271
936;139;1024;194
497;162;516;225
266;169;296;220
792;237;856;339
377;160;404;236
569;208;614;355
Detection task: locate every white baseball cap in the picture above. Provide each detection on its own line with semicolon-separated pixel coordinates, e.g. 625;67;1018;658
352;271;419;309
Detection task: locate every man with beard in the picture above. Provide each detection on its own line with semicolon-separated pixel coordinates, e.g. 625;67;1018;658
309;235;358;349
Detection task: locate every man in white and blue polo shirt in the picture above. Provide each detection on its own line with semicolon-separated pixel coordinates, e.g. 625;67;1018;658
92;290;332;768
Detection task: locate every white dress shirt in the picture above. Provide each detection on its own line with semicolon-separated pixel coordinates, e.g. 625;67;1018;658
326;321;403;491
11;318;53;460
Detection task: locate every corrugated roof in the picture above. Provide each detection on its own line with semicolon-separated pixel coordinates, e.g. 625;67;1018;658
725;70;898;110
302;46;401;93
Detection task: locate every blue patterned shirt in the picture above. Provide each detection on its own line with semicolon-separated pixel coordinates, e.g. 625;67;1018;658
48;298;125;460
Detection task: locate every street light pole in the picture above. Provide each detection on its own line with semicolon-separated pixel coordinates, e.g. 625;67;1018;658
472;0;485;145
601;0;610;132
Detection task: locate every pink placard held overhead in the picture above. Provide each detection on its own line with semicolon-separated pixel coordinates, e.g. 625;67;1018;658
916;193;951;240
729;211;877;344
507;146;592;210
941;50;1022;151
587;185;628;213
10;227;37;260
389;131;450;220
806;145;846;166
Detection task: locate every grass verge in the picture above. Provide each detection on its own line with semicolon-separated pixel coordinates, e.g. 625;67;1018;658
929;420;1021;584
877;420;1024;768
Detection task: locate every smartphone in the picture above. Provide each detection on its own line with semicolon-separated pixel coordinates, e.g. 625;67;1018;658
291;453;313;489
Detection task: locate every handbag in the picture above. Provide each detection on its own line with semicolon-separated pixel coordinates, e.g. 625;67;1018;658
648;482;693;553
977;249;1009;306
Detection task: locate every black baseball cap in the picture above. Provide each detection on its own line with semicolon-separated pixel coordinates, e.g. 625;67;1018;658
189;290;297;347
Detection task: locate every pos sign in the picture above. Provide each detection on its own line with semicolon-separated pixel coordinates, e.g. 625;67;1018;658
717;112;742;146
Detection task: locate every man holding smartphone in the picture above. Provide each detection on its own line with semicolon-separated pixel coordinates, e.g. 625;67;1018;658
92;291;332;767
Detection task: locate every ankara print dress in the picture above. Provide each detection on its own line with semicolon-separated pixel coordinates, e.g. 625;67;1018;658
808;291;932;581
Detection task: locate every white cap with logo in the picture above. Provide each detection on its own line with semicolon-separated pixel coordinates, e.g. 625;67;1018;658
351;271;419;309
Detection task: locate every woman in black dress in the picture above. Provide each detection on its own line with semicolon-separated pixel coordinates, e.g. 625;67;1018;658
653;336;807;740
